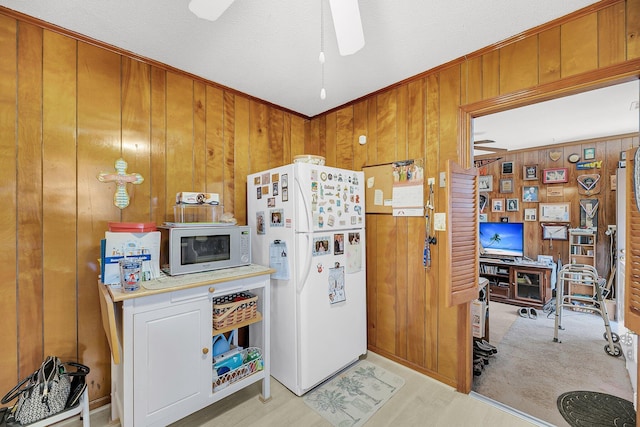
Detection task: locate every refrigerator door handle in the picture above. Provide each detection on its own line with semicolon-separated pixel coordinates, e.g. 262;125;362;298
294;171;313;232
297;233;312;293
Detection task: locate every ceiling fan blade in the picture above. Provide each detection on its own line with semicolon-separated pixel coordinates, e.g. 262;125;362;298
189;0;236;21
329;0;365;56
475;146;508;153
473;139;496;145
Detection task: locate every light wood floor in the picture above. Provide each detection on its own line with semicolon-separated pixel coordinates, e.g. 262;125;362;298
60;352;543;427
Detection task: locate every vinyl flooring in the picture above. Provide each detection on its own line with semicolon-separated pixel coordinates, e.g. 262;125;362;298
59;351;544;427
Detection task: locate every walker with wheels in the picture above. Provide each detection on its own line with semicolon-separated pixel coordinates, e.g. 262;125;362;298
553;263;622;357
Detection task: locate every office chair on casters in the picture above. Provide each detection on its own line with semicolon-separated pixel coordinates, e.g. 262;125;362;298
554;263;622;357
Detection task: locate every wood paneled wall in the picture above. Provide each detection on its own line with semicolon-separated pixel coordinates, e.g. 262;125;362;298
311;0;640;389
1;0;639;406
478;134;639;277
0;10;309;406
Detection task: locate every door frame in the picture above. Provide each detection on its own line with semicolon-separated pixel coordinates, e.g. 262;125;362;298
455;60;640;392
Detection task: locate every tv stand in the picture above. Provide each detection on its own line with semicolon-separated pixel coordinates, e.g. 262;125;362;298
479;258;554;309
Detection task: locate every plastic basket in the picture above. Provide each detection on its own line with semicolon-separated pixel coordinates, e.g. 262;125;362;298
213;347;263;392
212;292;258;329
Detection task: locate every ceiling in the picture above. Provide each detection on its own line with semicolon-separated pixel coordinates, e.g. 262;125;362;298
473;80;640;157
0;0;604;118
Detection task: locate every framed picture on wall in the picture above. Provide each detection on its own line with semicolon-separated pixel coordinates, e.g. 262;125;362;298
539;202;571;222
499;178;513;193
584;147;596;160
492;198;505;212
542;167;568;184
523;165;538;180
506;198;519;212
546;185;564;197
524;208;537;221
479;175;493;192
541;223;568;240
522;185;539;202
501;162;514;175
479;194;488;212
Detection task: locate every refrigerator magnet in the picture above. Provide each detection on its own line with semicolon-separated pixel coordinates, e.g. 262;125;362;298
328;266;345;304
256;212;265;235
270;209;284;227
313;237;331;256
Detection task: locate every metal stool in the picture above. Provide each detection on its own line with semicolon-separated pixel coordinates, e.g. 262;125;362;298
554;263;621;357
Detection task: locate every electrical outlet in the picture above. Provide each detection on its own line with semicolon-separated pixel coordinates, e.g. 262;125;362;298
439;172;446;187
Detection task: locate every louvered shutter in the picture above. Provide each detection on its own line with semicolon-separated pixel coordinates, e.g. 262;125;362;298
446;160;479;307
625;148;640;333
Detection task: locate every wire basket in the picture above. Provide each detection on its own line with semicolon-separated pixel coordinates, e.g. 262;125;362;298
212;292;258;329
213;347;263;392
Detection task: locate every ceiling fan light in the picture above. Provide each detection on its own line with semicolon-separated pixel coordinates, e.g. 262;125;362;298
188;0;236;21
329;0;365;56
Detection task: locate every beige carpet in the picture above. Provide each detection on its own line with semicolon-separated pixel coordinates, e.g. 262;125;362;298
473;301;634;427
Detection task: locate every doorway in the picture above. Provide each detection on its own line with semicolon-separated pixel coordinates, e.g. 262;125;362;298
467;79;640;425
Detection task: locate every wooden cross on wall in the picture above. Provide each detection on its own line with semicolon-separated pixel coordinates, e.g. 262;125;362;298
97;158;144;209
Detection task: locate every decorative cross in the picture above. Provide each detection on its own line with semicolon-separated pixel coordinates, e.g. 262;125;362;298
97;158;144;209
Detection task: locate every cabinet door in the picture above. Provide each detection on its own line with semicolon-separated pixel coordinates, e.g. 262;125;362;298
514;269;544;302
133;298;211;426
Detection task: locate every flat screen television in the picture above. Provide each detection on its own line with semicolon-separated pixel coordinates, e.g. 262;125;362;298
479;221;524;258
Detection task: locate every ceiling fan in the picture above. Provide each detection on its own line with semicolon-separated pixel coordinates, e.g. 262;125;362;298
187;0;365;56
474;139;507;154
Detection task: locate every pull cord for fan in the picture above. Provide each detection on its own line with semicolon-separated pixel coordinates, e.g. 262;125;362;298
423;181;436;269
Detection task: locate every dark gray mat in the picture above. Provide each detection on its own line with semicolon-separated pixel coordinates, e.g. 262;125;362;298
557;390;636;427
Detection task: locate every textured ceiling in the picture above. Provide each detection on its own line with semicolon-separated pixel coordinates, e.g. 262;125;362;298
474;80;640;156
0;0;602;117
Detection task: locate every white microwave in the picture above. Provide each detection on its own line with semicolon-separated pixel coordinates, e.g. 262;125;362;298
159;225;251;276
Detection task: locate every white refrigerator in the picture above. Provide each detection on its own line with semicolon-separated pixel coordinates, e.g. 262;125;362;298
247;162;366;396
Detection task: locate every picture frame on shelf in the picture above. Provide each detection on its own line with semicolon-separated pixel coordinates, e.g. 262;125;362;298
523;165;538;180
492;198;505;212
522;185;539;202
501;161;514;175
478;175;493;192
539;202;570;222
499;178;513;193
584;147;596;160
524;208;537;221
506;198;519;212
537;255;555;266
542;167;568;184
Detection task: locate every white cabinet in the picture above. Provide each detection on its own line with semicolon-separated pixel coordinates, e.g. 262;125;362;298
133;293;211;426
102;265;272;427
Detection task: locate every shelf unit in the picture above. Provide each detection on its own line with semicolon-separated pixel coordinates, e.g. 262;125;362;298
568;228;597;298
100;265;273;427
479;258;553;309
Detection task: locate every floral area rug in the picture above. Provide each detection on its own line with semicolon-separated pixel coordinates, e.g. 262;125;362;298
303;360;405;427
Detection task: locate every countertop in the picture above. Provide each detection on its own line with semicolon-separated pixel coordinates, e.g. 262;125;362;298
105;264;275;302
